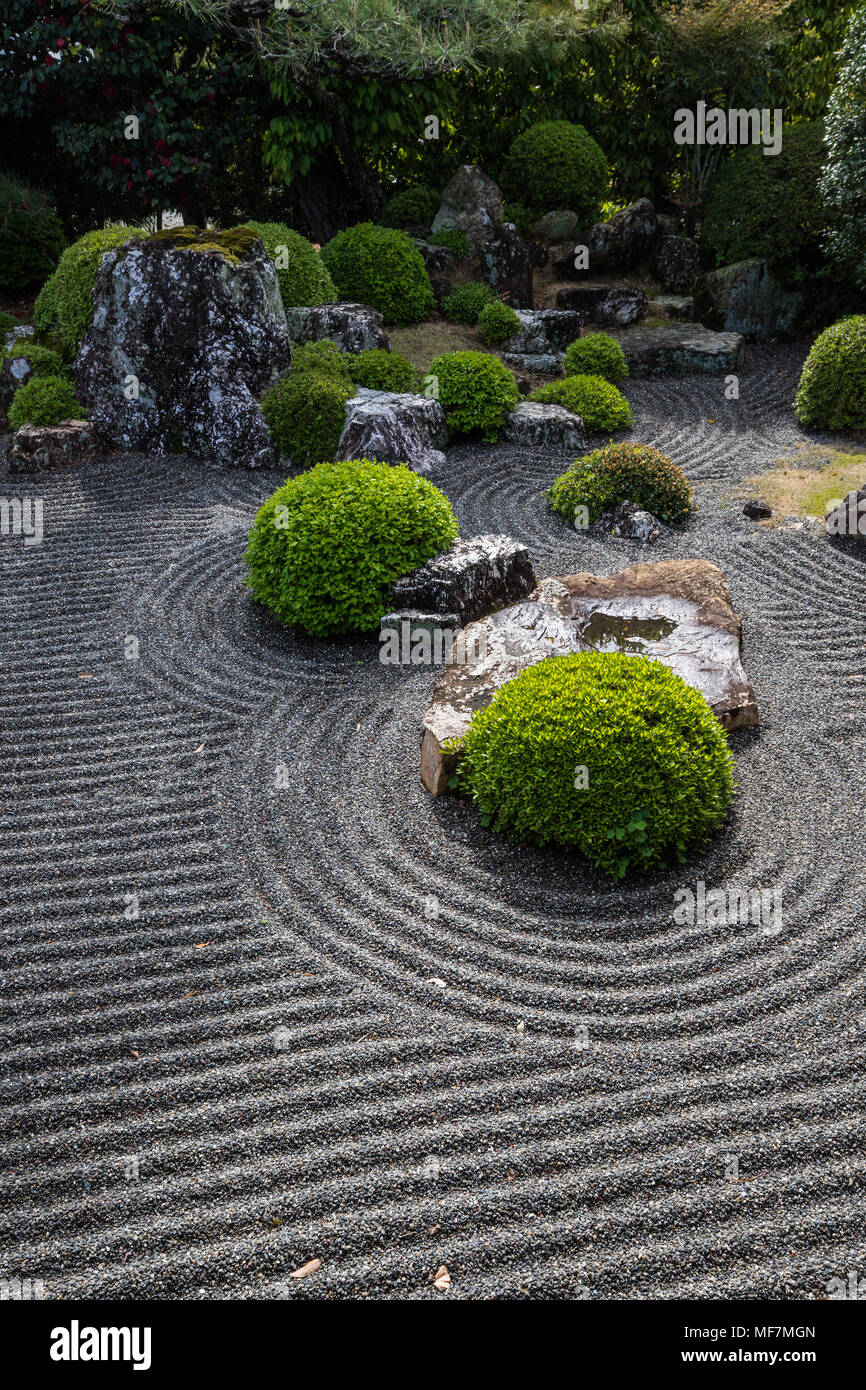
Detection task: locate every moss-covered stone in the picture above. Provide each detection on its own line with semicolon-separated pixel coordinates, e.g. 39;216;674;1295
146;224;261;264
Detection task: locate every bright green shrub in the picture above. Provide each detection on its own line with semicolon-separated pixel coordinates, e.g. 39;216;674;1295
243;459;458;635
430;228;470;260
502;121;608;226
563;333;628;384
794;315;866;430
0;174;66;291
8;375;84;429
428;349;519;440
381;186;441;229
452;652;734;878
290;338;352;382
32;275;59;337
702;122;827;272
2;343;67;379
477;300;521;346
530;374;633;433
261;370;353;467
350;348;417;393
320;223;433;326
44;225;146;355
441;281;495;325
548;443;693;526
244;221;337;308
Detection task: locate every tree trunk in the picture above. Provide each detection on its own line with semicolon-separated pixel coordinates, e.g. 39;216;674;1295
289;150;356;243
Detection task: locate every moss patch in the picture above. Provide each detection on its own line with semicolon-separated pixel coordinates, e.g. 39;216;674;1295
737;442;866;521
147;224;260;264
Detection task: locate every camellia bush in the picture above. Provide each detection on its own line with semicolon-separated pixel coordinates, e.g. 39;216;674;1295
794;316;866;431
548;443;694;527
34;225;146;355
320;222;433;325
530;375;634;433
452;651;734;878
563;333;628;385
8;374;84;429
502;120;608;225
243;459;459;635
428;349;519;440
244;221;337;309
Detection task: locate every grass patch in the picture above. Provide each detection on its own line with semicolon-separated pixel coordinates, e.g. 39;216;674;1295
388;318;482;375
738;442;866;520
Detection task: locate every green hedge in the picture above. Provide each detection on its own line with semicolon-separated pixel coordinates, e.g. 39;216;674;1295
530;375;633;433
548;443;693;526
244;220;337;308
563;333;628;384
350;348;417;393
502;121;608;226
441;281;495;325
428;349;519;440
36;225;146;355
477;300;521;347
8;375;84;429
261;370;353;467
320;222;433;326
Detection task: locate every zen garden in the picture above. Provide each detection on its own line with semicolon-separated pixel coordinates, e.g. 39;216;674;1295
1;0;865;1320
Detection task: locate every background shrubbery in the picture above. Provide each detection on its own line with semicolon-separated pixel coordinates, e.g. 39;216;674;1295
502;121;608;226
794;315;866;431
320;223;433;325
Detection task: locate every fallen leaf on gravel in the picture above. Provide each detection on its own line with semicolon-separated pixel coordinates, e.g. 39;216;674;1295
78;673;94;678
290;1258;322;1279
433;1265;451;1291
194;744;205;752
194;941;210;948
130;1050;140;1058
516;1021;525;1033
429;1224;440;1235
429;977;447;988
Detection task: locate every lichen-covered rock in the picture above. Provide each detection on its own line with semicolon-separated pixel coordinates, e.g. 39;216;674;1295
412;239;453;272
9;419;101;472
431;165;504;251
503;309;583;354
502;402;587;451
555;284;647;326
338;387;447;474
652;294;694;320
533;210;579;243
653;235;700;293
4;324;35;350
743;498;772;520
284;301;391;353
74;225;289;467
388;534;536;626
1;352;36;413
611;322;745;376
556;198;659;278
697;259;805;341
479;222;534;307
591;499;665;544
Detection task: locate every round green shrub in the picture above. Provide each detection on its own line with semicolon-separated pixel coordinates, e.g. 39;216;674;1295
0;174;66;291
3;343;67;379
428;349;519;440
320;223;434;326
563;333;628;384
8;375;84;429
794;315;866;430
453;652;734;877
261;370;353;467
0;310;21;335
290;338;352;382
702;122;827;271
548;443;693;526
430;228;470;260
441;281;494;325
530;374;633;433
477;300;521;347
46;225;146;355
381;186;441;229
350;348;417;393
243;459;459;635
502;121;608;226
244;221;337;308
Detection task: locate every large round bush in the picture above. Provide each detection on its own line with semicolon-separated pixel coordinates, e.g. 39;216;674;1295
0;174;66;291
244;460;459;635
794;316;866;430
8;375;84;429
320;223;433;326
38;225;146;355
530;375;633;433
563;333;628;384
502;121;608;225
428;349;519;440
453;652;734;878
261;370;353;467
244;221;337;308
548;443;693;526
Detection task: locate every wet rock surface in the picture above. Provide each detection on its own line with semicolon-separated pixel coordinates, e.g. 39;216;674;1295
555;284;648;326
612;322;745;375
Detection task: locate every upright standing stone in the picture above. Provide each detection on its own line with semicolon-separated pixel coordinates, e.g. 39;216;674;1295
431;166;505;251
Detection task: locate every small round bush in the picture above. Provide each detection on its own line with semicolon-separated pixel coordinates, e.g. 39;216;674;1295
502;121;608;226
261;371;354;467
477;300;521;347
548;443;693;526
243;459;459;635
428;349;519;440
0;174;66;291
794;316;866;430
8;375;84;429
244;221;337;308
530;374;633;433
563;333;628;384
290;338;352;382
441;281;495;325
430;228;470;260
320;223;434;326
381;186;441;229
453;652;734;877
350;348;416;393
46;225;146;355
3;343;67;379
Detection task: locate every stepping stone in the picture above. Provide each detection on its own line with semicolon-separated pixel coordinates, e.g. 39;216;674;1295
421;559;759;795
9;419;102;472
556;284;647;327
338;387;446;474
285;302;391;353
502;402;586;452
610;322;744;376
502;352;559;374
388;534;536;628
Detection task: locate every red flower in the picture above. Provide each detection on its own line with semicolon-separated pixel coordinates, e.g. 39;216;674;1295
103;83;116;98
44;54;55;66
145;169;153;180
125;181;133;192
56;38;66;48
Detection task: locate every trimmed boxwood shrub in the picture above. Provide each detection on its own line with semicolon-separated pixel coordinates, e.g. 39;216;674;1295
381;186;441;229
563;333;628;384
3;343;67;379
477;300;521;347
38;225;146;355
441;281;494;325
290;338;353;382
794;316;866;430
430;228;470;260
530;375;633;433
428;349;519;440
243;459;459;635
502;121;608;226
244;221;337;308
350;348;416;393
452;652;734;878
502;202;536;239
8;375;84;429
261;370;353;467
548;443;693;526
320;223;433;326
0;174;66;291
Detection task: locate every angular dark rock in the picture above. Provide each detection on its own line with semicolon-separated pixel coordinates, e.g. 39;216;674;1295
412;239;453;272
503;309;583;354
612;322;745;376
388;534;536;626
479;223;534;308
591;499;665;544
285;302;391;353
697;259;805;341
502;402;587;452
1;352;36;414
557;198;659;278
9;419;102;472
743;498;772;520
338;388;447;474
555;284;647;326
533;210;579;243
653;235;700;294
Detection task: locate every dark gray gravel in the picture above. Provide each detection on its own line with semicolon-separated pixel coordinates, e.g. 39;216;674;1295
1;342;864;1301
